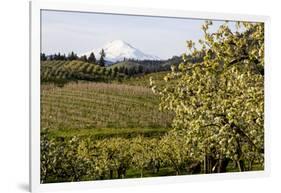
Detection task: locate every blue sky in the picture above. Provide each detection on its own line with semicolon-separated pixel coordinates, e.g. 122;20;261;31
41;10;237;59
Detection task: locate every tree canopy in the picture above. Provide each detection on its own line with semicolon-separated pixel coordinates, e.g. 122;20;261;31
151;21;264;172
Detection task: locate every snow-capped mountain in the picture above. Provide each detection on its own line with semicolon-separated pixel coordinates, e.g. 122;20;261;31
81;40;160;62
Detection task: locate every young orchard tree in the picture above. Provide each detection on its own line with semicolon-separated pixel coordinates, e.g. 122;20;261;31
151;21;264;173
159;131;189;175
130;136;152;178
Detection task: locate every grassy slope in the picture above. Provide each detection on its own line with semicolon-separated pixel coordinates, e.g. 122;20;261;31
118;71;170;87
108;61;140;69
41;81;173;138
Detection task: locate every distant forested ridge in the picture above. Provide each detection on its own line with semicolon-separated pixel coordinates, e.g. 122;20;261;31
40;51;205;86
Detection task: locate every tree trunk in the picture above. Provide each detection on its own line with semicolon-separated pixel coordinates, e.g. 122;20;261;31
204;155;213;173
204;155;207;174
109;170;114;179
217;158;229;173
122;169;126;179
117;168;122;179
188;161;201;174
237;160;245;172
248;160;253;171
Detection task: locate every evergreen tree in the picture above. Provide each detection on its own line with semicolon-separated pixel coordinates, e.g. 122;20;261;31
53;53;58;60
138;65;144;74
57;53;61;60
80;55;88;62
99;49;106;67
113;67;118;77
128;67;136;76
67;51;78;60
41;53;47;61
88;52;96;64
124;67;128;75
119;66;124;74
62;54;66;60
108;68;112;77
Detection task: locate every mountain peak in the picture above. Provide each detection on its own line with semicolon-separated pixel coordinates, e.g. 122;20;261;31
81;40;160;63
106;40;130;46
103;40;135;53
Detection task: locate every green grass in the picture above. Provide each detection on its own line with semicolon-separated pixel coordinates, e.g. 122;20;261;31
126;167;176;178
45;127;170;139
124;163;263;179
225;161;264;173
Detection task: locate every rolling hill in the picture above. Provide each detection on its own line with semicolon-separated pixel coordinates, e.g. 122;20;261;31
41;60;117;84
108;55;182;73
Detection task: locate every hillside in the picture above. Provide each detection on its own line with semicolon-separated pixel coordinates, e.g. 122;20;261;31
108;60;141;69
40;54;184;86
41;60;116;84
41;82;173;138
108;56;181;74
119;71;170;87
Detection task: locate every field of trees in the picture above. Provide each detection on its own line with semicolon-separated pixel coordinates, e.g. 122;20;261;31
41;21;264;183
41;81;173;138
41;60;120;84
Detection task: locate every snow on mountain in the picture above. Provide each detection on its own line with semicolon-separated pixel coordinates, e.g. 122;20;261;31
80;40;160;62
